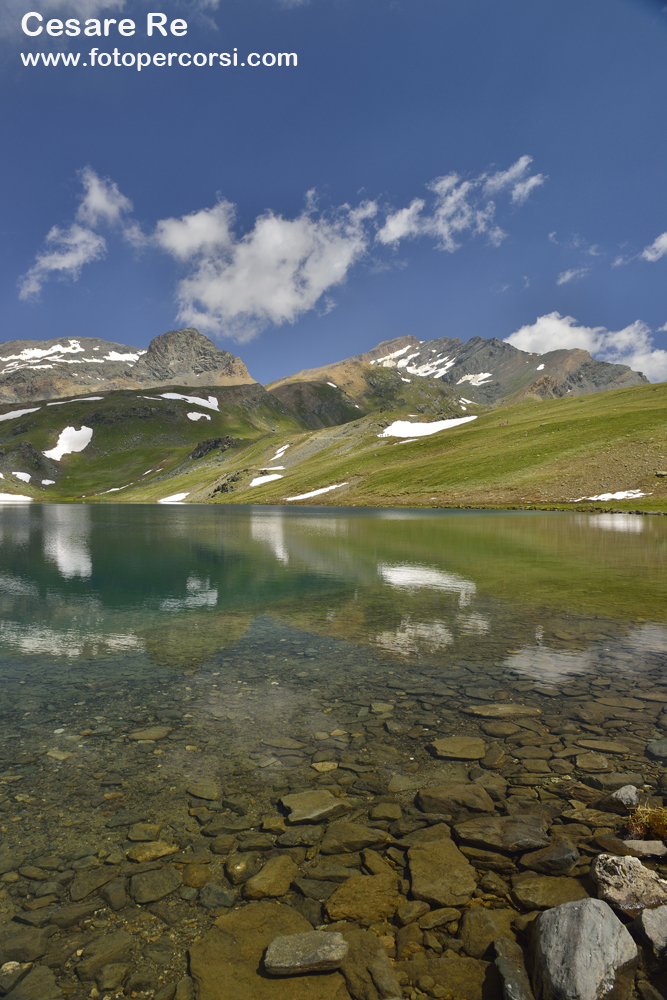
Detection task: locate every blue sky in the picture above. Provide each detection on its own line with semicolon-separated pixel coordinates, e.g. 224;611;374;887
1;0;667;384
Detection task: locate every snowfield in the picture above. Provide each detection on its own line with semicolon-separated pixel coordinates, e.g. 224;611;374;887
47;397;104;406
0;407;41;422
160;393;219;411
285;483;349;501
250;474;284;487
43;426;93;461
570;489;652;502
378;415;477;438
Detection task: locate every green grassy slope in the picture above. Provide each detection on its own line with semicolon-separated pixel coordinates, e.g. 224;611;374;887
208;380;667;511
0;385;306;501
0;379;664;511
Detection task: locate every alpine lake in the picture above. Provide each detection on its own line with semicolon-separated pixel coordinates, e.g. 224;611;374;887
0;504;665;1000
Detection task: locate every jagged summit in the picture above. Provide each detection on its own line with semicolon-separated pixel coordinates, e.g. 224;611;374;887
0;328;255;404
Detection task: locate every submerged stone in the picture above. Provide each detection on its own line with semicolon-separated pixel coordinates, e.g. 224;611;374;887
409;838;477;908
454;815;550;853
280;790;352;825
429;736;486;760
264;930;348;975
189;902;347;1000
325;873;404;923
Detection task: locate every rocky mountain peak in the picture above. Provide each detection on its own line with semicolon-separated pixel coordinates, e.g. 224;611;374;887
133;328;255;386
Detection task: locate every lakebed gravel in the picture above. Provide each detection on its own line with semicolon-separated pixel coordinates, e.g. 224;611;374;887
1;617;667;1000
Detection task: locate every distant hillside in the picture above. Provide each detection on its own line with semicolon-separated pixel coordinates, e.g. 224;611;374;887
0;328;255;404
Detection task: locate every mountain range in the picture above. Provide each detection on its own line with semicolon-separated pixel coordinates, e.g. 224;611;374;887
0;326;663;512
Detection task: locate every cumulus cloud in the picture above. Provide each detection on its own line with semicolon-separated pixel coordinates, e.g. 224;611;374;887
376;156;543;253
19;224;106;300
19;156;543;339
505;311;667;382
165;200;378;341
556;266;590;285
18;168;133;298
154;201;235;260
642;232;667;262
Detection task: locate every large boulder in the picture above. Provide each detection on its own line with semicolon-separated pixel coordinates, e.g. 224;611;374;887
189;902;349;1000
530;898;637;1000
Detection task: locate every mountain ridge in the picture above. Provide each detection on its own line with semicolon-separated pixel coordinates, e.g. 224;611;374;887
0;328;255;405
0;327;648;410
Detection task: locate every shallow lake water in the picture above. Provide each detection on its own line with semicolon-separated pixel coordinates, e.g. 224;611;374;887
0;504;666;999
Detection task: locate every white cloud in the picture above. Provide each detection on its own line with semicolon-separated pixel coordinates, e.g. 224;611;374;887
484;155;534;194
484;155;546;204
164;199;378;340
556;267;590;285
642;232;667;262
376;156;544;252
19;224;106;300
76;166;132;228
19;168;134;298
505;311;667;382
374;198;425;245
511;174;546;204
154;201;235;260
19;156;544;338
